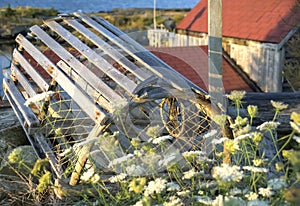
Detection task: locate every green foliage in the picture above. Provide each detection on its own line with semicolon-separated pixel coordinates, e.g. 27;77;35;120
2;90;300;205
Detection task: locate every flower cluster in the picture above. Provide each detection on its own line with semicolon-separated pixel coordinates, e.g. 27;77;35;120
212;164;243;183
144;177;167;196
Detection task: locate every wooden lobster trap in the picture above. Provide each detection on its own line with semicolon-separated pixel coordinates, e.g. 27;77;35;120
3;12;213;185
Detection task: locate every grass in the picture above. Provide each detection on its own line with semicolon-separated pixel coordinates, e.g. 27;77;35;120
1;90;300;205
0;6;188;38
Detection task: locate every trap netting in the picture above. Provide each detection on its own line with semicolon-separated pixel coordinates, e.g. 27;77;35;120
5;13;227;184
34;69;215;182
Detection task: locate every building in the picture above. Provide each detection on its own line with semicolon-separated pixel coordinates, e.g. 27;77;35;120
148;0;300;92
150;46;260;92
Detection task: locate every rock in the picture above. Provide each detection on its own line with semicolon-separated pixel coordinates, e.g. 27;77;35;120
0;145;37;176
0;108;29;147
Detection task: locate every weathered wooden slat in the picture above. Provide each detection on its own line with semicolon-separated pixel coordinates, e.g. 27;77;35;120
57;60;113;112
76;12;203;94
3;78;39;128
69;124;105;186
91;14;207;94
15;34;107;124
44;21;137;94
34;133;64;178
64;19;150;81
11;63;37;98
13;49;50;92
29;25;123;103
243;92;300;126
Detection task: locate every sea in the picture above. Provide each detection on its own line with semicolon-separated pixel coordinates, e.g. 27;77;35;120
0;0;199;13
0;0;199;97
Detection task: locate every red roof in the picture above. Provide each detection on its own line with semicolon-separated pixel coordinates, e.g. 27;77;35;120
150;46;254;92
176;0;300;43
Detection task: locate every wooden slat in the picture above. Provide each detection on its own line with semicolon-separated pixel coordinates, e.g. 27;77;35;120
75;12;202;94
57;60;113;112
69;124;105;185
64;19;150;81
34;133;64;178
13;49;50;92
3;78;39;127
44;21;137;94
11;63;37;97
15;34;107;124
92;15;209;95
29;25;122;103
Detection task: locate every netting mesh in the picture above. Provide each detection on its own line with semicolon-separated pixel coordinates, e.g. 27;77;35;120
8;14;226;182
32;72;215;180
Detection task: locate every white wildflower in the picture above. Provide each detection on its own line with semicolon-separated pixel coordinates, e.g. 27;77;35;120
212;137;229;145
108;154;134;168
166;182;180;191
133;149;144;157
212;164;243;183
212;195;224;206
80;169;95;182
259;187;273;197
291;122;300;134
144;178;167;196
203;129;218;139
226;90;246;102
268;178;285;190
126;164;145;176
225;139;240;154
293;135;300;143
271;100;288;111
132;197;150;206
198;190;204;195
194;196;213;205
177;190;190;197
182;150;206;158
243;166;268;173
58;148;72;157
245;192;258;200
163;196;183;206
248;105;258;118
236;124;252;136
257;121;280;131
146;125;161;138
247;199;269;206
182;168;202;180
24;91;55;106
90;174;100;184
252;159;264;167
152;135;173;144
108;173;127;183
132;200;143;206
231;116;248;129
234;133;253;143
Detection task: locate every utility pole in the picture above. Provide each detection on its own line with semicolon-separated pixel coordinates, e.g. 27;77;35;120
208;0;224;108
208;0;231;163
153;0;157;30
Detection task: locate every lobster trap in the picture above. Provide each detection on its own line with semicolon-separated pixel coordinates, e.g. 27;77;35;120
3;12;216;185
